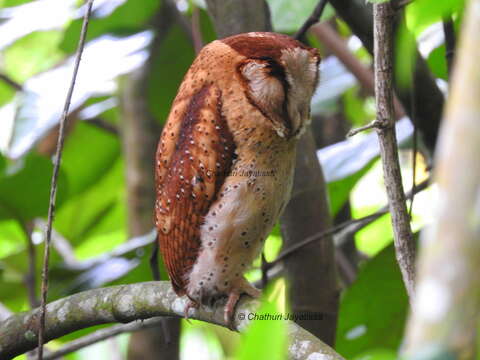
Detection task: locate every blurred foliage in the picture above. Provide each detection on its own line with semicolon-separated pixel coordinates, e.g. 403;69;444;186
396;0;465;88
336;244;409;358
0;0;457;358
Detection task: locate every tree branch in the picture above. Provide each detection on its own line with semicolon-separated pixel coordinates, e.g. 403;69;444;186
0;73;23;91
310;23;405;119
328;0;444;154
0;282;345;360
373;2;415;299
38;1;94;358
43;318;166;360
294;0;329;41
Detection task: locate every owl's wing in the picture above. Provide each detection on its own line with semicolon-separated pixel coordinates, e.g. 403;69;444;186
155;84;236;296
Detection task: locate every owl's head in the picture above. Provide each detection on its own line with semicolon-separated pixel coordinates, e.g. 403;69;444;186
221;32;320;139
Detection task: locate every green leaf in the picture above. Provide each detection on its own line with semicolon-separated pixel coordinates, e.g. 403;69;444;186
406;0;465;36
352;348;397;360
336;244;409;358
61;121;120;197
1;0;33;6
267;0;334;33
3;30;65;83
328;159;375;217
0;80;16;107
427;45;448;80
60;0;161;53
0;152;68;221
0;218;25;259
343;88;375;127
235;298;287;360
54;156;126;249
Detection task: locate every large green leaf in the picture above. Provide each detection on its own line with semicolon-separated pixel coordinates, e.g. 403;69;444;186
60;0;161;53
54;155;126;249
235;297;287;360
406;0;465;36
61;121;120;197
336;244;409;358
0;152;68;221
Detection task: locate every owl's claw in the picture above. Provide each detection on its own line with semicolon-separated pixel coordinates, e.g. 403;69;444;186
224;281;261;330
184;299;199;324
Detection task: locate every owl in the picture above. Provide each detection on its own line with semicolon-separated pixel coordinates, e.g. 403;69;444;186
155;32;320;325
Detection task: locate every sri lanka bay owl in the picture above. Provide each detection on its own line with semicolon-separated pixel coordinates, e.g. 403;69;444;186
154;32;320;324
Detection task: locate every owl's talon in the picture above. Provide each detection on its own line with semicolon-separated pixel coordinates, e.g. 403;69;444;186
184;300;199;323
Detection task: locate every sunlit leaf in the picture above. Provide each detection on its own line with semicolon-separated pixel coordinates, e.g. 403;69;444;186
61;121;120;197
0;219;25;259
236;298;287;360
60;0;160;53
54;156;126;248
3;30;64;83
406;0;465;36
352;348;397;360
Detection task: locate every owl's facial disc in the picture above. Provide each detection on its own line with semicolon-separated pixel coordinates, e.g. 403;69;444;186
280;47;320;138
237;40;320;139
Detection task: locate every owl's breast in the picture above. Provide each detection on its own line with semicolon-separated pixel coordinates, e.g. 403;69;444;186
185;141;295;304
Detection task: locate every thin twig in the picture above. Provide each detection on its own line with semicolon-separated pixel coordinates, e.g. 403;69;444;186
408;79;418;217
347;120;382;137
266;179;429;270
294;0;329;41
0;73;23;91
37;1;95;359
373;2;415;300
443;17;456;78
43;318;166;360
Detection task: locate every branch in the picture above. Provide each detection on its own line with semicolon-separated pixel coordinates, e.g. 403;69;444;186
0;282;345;360
327;0;444;154
43;318;166;360
294;0;329;40
403;0;480;357
373;2;415;299
0;73;23;91
38;1;94;358
310;23;405;119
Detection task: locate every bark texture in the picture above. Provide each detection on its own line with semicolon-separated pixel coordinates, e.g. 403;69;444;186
403;1;480;358
373;2;415;300
0;282;345;360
